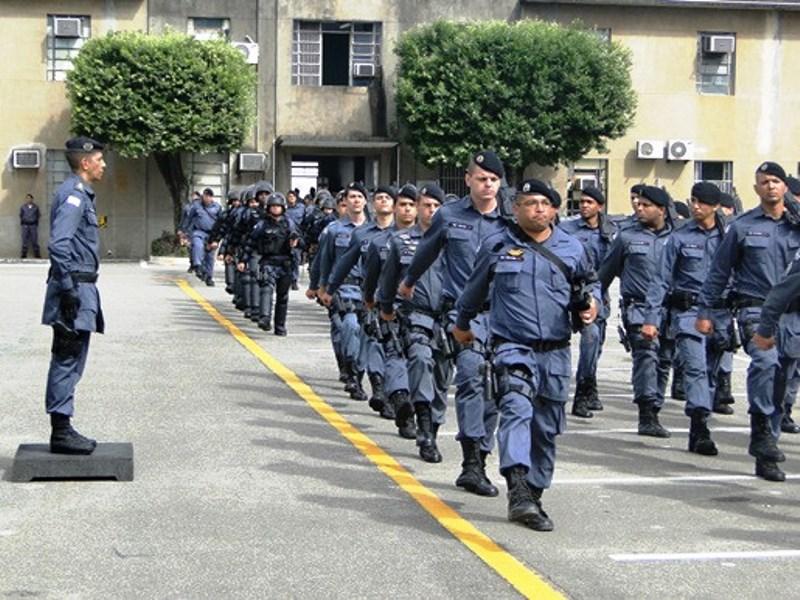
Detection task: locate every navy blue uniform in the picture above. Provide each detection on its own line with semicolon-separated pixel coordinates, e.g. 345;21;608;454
20;200;41;258
186;201;222;278
42;174;104;417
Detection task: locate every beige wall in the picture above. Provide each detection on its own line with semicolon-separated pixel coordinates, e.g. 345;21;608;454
522;4;800;213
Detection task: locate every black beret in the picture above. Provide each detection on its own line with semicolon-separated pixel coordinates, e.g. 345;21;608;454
227;189;240;201
630;184;646;196
65;136;104;152
674;201;691;219
639;185;670;208
719;192;736;209
444;193;460;204
345;181;368;200
419;183;445;204
756;161;786;182
473;150;505;179
581;186;605;205
691;181;721;205
787;176;800;196
517;179;557;206
374;185;397;200
202;187;214;196
398;184;418;201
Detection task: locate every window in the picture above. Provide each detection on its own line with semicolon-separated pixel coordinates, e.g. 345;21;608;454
694;161;733;193
292;21;382;86
46;150;72;207
47;15;91;81
697;32;736;95
438;165;468;199
188;17;230;41
189;153;229;201
567;159;608;216
592;28;611;43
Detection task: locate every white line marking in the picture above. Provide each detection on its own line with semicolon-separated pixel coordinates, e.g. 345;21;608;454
437;427;751;436
559;474;800;485
610;549;800;563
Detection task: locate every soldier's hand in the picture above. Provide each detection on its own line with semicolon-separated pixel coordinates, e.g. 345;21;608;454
59;288;81;321
319;291;333;307
579;298;598;325
380;310;395;321
752;333;775;351
641;324;659;341
237;262;246;272
452;325;474;345
305;288;318;300
208;241;219;250
695;318;713;335
289;238;299;248
398;281;414;299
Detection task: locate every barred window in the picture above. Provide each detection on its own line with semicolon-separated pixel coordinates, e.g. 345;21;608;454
189;153;229;202
438;165;468;199
46;15;91;81
46;150;72;207
188;17;230;41
292;21;381;87
697;32;736;95
694;161;733;194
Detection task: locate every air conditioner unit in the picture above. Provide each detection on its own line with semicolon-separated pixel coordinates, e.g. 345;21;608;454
11;148;42;169
238;152;267;173
53;17;82;38
702;35;736;54
666;139;694;161
575;175;599;190
352;63;376;78
636;140;664;160
231;42;259;65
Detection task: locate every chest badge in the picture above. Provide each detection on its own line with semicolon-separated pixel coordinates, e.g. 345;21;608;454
507;248;525;258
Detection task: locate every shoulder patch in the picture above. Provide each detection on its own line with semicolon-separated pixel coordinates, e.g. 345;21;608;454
66;196;82;208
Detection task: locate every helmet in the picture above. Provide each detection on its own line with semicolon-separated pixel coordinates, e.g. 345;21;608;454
254;180;274;196
267;192;287;209
315;189;333;205
243;185;256;202
227;189;240;203
319;196;336;210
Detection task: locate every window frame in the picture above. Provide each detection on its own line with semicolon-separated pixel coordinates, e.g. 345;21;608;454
46;14;91;82
696;31;736;96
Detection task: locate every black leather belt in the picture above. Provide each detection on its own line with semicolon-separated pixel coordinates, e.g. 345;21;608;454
494;337;570;352
71;272;98;283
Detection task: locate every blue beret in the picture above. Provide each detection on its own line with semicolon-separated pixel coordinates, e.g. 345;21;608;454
65;136;104;152
756;161;786;182
581;186;605;205
473;150;505;179
419;183;445;204
345;181;368;200
639;185;670;208
398;184;418;201
691;181;721;205
517;179;557;206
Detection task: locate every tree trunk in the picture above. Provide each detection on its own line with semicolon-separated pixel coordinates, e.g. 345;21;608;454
154;151;189;231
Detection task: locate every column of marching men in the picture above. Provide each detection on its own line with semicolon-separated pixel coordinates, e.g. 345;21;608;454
186;151;800;532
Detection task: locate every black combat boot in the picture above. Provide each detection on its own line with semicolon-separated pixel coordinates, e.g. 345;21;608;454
49;413;96;455
349;370;368;402
455;439;499;497
336;355;348;383
391;390;415;427
586;376;603;411
713;372;735;415
688;409;718;456
748;414;785;463
637;401;671;438
257;317;271;331
398;413;416;440
368;373;386;414
527;482;555;532
571;379;593;419
671;367;686;401
756;459;786;482
781;406;800;434
415;403;442;463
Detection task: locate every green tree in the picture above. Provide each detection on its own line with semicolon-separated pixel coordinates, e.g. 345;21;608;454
395;20;636;182
66;30;256;227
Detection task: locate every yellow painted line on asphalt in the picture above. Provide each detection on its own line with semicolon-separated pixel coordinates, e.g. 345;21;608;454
177;279;565;600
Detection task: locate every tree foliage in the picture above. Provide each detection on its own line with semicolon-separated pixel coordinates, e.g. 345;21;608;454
66;31;256;226
395;20;636;179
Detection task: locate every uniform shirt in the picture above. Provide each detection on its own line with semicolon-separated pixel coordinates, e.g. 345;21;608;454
286;203;306;230
325;219;390;294
644;218;724;326
20;202;40;225
186;201;221;235
317;216;370;289
308;225;330;290
758;254;800;337
698;205;800;318
378;224;444;315
362;225;401;303
598;221;672;313
241;215;298;263
179;200;198;232
456;225;597;344
558;216;615;270
402;196;505;303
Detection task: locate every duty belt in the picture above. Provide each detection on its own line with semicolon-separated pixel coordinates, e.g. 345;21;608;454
71;272;98;283
494;336;570;353
730;294;764;309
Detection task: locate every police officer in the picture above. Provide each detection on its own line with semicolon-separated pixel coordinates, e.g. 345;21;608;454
209;189;242;295
41;137;106;454
399;150;508;497
20;193;41;259
558;186;616;417
598;186;674;438
286;190;306;290
379;183;450;462
643;182;729;456
239;193;300;335
454;180;598;531
697;162;800;481
186;188;222;286
177;191;202;273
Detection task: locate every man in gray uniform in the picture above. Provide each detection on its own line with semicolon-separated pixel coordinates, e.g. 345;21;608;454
41;137;106;454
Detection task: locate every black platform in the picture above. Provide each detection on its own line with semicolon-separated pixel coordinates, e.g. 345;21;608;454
10;443;134;482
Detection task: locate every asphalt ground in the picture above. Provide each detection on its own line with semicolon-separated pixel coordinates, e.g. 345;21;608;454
2;260;800;599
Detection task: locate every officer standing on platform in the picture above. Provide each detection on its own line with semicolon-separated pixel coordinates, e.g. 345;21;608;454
643;182;727;456
399;150;508;497
697;162;800;481
20;193;41;259
41;137;106;455
454;180;599;531
598;186;674;438
186;187;221;286
558;186;616;418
